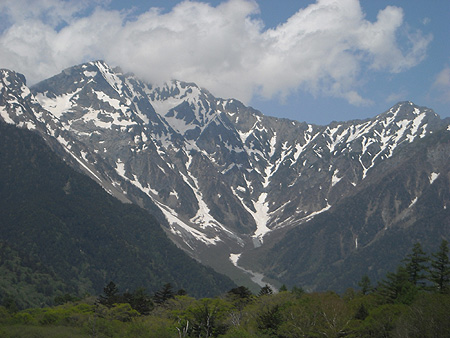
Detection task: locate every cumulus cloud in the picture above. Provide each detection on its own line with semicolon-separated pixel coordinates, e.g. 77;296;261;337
0;0;431;106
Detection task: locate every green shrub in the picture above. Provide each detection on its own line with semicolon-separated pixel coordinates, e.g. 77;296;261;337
12;312;36;325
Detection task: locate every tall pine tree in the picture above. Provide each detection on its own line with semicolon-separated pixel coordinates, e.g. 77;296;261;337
153;283;175;305
403;243;429;287
98;281;121;307
377;266;417;304
429;240;450;294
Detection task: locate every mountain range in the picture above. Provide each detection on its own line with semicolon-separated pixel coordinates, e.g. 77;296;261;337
1;60;449;293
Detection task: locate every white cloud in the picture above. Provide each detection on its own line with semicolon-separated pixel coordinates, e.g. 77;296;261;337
434;66;450;87
432;66;450;102
0;0;431;106
386;90;408;104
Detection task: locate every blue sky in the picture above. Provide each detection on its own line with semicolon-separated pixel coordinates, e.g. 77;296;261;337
0;0;448;124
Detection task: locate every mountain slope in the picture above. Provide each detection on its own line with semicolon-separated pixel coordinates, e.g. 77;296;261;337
1;61;449;291
0;121;235;308
245;128;450;292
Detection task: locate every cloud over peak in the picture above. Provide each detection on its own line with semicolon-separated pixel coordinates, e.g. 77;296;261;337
0;0;431;106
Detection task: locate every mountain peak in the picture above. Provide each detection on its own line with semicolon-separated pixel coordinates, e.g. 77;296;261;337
0;69;27;88
381;101;439;120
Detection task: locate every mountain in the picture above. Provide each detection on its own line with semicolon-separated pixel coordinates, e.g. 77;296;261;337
241;128;450;291
0;121;235;309
1;61;449;291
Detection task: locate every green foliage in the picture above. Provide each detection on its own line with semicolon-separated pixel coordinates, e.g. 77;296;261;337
354;303;369;320
186;298;231;337
428;239;450;294
0;324;87;338
0;283;449;338
256;304;282;336
226;286;254;314
227;286;253;300
394;293;450;337
258;284;273;297
54;294;80;305
219;327;260;338
278;284;288;292
123;288;154;315
352;303;408;337
290;285;305;298
98;281;121;308
376;266;418;304
124;317;176;338
12;312;36;325
153;283;175;305
358;274;373;295
403;242;429;287
106;303;139;322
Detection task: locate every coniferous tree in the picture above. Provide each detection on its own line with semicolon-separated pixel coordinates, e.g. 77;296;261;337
354;303;369;320
98;281;121;307
227;286;253;300
176;288;187;296
257;305;282;336
226;286;253;312
403;242;429;287
377;266;417;304
258;284;273;297
123;288;154;315
358;274;373;295
429;240;450;294
291;286;305;298
279;284;288;292
153;283;175;305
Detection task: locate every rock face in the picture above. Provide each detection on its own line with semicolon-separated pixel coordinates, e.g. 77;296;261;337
1;61;449;291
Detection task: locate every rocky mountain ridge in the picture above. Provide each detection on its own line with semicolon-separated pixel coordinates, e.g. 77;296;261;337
1;61;448;290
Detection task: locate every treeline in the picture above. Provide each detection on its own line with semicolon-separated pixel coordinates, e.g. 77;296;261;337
0;241;449;337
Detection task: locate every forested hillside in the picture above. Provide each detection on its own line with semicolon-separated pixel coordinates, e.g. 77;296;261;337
0;122;235;309
0;241;449;337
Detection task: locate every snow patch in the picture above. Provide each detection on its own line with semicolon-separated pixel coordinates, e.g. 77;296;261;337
116;159;126;178
232;188;271;245
252;193;271;243
94;91;127;113
35;90;80;118
331;169;342;187
407;113;425;142
409;197;418;208
83;70;97;77
429;172;439;184
229;253;241;266
229;253;277;290
299;204;331;223
0;106;15;124
95;61;123;94
20;85;31;98
159;202;220;247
